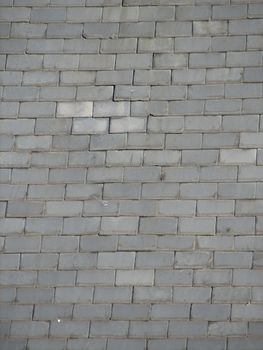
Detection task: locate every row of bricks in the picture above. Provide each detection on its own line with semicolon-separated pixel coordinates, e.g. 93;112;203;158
0;52;263;70
1;68;263;86
0;250;261;269
2;302;263;321
1;20;263;38
3;165;263;182
1;337;263;350
0;149;262;166
1;235;263;252
1;84;263;102
3;182;263;199
1;37;263;54
3;199;263;216
1;119;263;137
1;5;263;23
1;133;263;150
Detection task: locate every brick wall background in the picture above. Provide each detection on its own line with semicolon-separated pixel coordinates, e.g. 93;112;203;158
1;1;263;349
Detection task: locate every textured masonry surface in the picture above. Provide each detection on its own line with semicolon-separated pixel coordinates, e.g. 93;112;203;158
0;0;263;349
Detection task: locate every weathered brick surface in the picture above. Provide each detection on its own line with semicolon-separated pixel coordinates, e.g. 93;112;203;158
0;1;262;348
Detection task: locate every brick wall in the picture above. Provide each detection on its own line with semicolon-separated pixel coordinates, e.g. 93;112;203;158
0;1;263;349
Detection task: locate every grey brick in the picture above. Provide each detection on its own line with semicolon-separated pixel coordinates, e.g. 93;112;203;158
49;168;86;184
67;7;102;22
30;8;66;22
163;167;199;182
0;218;25;235
118;235;156;251
101;38;137;53
0;7;30;21
172;69;205;84
154;53;187;69
229;19;263;35
83;23;118;38
20;102;56;117
169;320;208;337
151;304;190;319
175;252;212;268
134;69;170;85
10;321;49;337
90;320;129;337
108;339;145;350
90;134;126;151
79;55;113;72
190;53;225;68
11;168;48;184
83;200;119;217
63;218;100;234
5;237;40;252
40;87;76;101
67;339;106;350
142;183;179;199
103;6;139;22
226;51;261;67
124;167;161;182
55;287;93;303
25;218;63;234
16;136;52;151
94;287;132;303
188;338;226;350
193;20;227;35
0;254;19;270
68;151;105;167
217;217;255;235
114;86;150;101
98;252;135;269
100;216;139;234
0;305;33;320
7;201;44;217
0;71;22;85
158;200;196;216
156;22;192;37
177;5;211;20
0;102;19;118
194;269;232;286
130;321;168;337
167;134;202;150
136;252;174;268
139;217;177;234
182;150;218;165
3;86;39;101
16;287;53;303
50;320;90;337
173;287;211;303
0;271;37;286
73;304;111;320
96;70;132;85
148;339;186;350
11;23;47;38
192;304;230;321
21;253;58;270
127;134;164;149
157;236;194;250
34;304;73;320
119;22;155;37
53;135;89;150
169;100;204;115
45;201;83;216
213;5;247;19
222;115;258;132
47;23;83;38
77;270;115;285
104;183;140;199
213;287;250;303
59;253;97;269
220;149;256;165
116;270;154;286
